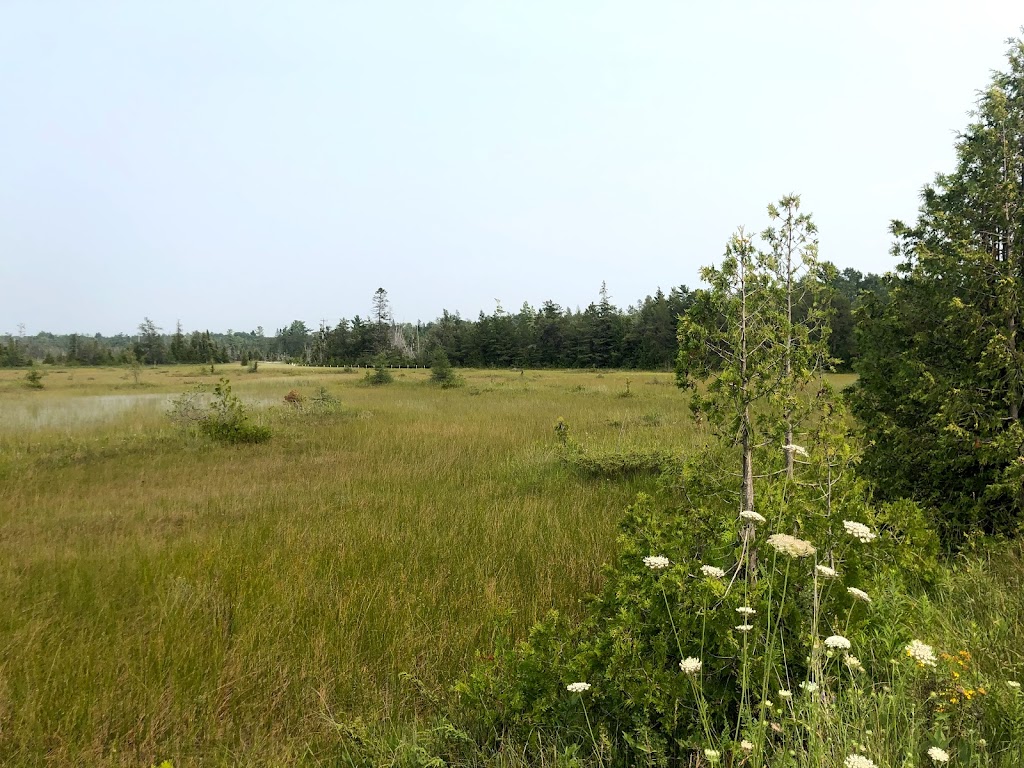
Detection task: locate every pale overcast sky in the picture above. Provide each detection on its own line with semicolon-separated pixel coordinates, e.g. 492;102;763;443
1;2;1020;335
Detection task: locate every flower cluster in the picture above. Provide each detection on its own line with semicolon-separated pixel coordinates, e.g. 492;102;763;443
782;443;809;456
844;756;876;768
927;746;950;764
736;606;756;616
643;555;671;570
905;639;938;667
566;682;591;693
700;564;725;579
740;509;765;523
825;634;851;650
843;520;877;543
815;564;838;578
766;533;816;558
847;587;871;603
679;657;702;675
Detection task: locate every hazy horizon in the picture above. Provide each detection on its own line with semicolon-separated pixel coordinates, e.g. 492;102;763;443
2;2;1020;336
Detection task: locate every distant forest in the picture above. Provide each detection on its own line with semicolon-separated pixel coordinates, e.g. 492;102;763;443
0;265;883;371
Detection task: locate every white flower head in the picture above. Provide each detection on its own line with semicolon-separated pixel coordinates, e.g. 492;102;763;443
799;681;819;693
843;520;877;543
767;533;816;558
844;756;877;768
847;587;872;603
927;747;950;764
736;606;756;616
825;634;852;650
703;748;721;763
905;639;938;667
566;682;591;693
700;564;725;579
740;509;766;523
643;555;671;570
679;657;702;675
845;655;865;673
735;624;754;633
739;739;754;752
815;564;838;578
783;443;809;457
778;689;793;700
1007;680;1021;690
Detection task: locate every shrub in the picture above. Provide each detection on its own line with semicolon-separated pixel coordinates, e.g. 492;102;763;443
23;366;44;389
430;349;464;388
198;378;270;444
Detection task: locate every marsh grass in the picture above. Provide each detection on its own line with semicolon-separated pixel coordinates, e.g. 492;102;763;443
0;365;706;766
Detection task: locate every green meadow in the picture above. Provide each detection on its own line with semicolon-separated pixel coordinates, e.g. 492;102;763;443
0;364;712;765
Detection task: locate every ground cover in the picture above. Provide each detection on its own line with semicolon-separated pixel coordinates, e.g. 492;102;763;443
0;364;705;765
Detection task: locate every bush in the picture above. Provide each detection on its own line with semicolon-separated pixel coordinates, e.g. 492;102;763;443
365;358;393;386
23;366;44;389
430;349;463;389
173;378;270;444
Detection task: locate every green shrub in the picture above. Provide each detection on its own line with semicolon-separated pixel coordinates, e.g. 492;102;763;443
198;378;271;444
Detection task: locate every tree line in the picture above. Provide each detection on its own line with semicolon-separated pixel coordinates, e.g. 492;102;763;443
2;268;883;371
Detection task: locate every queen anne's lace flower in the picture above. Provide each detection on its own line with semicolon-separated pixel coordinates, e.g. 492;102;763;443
783;443;809;456
740;509;766;523
700;565;725;579
767;533;816;558
844;756;877;768
566;682;591;693
1007;680;1021;690
703;749;721;763
800;681;819;693
815;564;838;578
825;634;852;650
736;606;756;616
927;747;950;764
778;689;793;699
679;657;702;674
739;740;754;752
905;640;938;667
845;655;864;673
643;555;670;570
735;624;754;633
843;520;877;543
847;587;871;603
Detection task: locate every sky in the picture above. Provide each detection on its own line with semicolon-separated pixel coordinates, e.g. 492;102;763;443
0;2;1021;336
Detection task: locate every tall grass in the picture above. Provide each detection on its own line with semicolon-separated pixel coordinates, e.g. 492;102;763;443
0;365;705;766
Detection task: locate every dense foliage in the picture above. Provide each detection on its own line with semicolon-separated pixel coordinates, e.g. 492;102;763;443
851;38;1024;542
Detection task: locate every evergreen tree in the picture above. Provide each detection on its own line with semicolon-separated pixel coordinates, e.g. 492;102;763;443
851;37;1024;541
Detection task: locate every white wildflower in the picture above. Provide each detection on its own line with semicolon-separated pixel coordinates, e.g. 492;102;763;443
845;655;865;673
778;689;793;700
735;624;754;633
679;657;702;675
1007;680;1021;690
927;746;950;764
843;520;877;543
783;443;808;456
566;682;591;693
700;564;725;579
799;681;819;693
703;748;721;763
643;555;671;570
740;740;754;752
825;634;852;650
905;640;938;667
815;564;838;578
767;533;816;558
736;606;757;616
740;509;766;523
847;587;872;603
844;756;877;768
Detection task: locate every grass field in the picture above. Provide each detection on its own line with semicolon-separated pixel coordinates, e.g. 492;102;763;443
0;364;714;766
